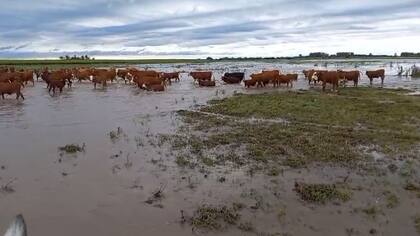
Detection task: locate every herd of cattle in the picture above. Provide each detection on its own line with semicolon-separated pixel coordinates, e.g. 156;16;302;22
0;66;386;100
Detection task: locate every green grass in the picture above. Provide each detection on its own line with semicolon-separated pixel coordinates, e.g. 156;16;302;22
190;205;240;230
383;191;399;208
58;144;84;154
362;206;381;219
414;215;420;233
294;182;351;204
162;88;420;175
204;88;420;132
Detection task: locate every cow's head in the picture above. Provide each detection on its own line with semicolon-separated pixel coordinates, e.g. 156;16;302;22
311;72;319;81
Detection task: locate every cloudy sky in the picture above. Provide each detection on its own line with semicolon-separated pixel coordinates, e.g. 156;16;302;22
1;0;419;58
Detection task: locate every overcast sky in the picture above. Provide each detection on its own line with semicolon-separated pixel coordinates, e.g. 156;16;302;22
1;0;419;58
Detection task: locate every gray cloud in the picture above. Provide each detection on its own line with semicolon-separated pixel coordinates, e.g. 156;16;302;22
0;0;419;58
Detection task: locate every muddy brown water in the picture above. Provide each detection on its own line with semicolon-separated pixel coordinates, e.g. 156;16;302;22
1;60;420;236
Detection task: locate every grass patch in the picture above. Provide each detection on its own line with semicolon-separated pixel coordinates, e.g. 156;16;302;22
190;205;240;231
203;88;420;132
362;206;380;219
294;182;352;204
58;144;85;154
175;155;195;168
404;182;420;198
238;221;254;232
178;88;419;167
414;215;420;233
383;191;399;208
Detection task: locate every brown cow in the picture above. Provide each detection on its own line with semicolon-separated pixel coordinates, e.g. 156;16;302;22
0;72;19;84
16;70;35;86
135;76;163;89
161;72;180;85
92;69;116;89
306;69;328;84
0;81;25;100
244;79;257;88
314;71;340;92
366;69;385;86
145;84;165;92
338;70;360;87
198;79;216;87
272;74;293;87
286;73;298;81
73;68;93;82
42;71;67;94
131;70;160;85
190;72;212;82
251;70;279;87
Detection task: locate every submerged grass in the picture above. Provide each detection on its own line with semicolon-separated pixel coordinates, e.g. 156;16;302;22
188;88;419;161
58;144;85;154
190;205;240;230
203;87;420;134
294;182;352;204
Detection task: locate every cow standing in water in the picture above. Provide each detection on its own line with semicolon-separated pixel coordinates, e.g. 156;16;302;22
313;71;340;92
0;81;25;100
366;69;385;86
338;70;361;87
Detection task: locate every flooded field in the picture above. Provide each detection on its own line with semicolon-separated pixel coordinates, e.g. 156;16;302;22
1;59;420;236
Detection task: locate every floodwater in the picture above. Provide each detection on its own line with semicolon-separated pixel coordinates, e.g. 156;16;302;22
1;59;420;236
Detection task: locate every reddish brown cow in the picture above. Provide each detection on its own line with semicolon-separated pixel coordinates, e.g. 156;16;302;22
92;69;116;88
116;69;131;84
307;69;328;84
314;71;340;92
286;73;298;81
190;72;212;81
0;81;25;100
15;71;35;86
244;79;257;88
42;71;67;94
73;68;93;82
146;84;165;92
0;72;19;83
135;76;163;89
198;80;216;87
338;70;360;87
251;70;280;87
161;72;180;85
366;69;385;85
273;74;293;87
131;70;161;85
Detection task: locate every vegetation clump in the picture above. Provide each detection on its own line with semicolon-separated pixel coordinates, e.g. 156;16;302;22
294;182;351;203
168;88;420;175
191;205;240;230
383;191;399;208
414;215;420;233
58;143;85;154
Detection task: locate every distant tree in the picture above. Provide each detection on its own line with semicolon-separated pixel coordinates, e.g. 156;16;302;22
59;56;64;60
65;55;70;60
206;57;214;60
85;55;90;60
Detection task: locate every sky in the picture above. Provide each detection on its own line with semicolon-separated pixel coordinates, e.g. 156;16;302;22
0;0;420;58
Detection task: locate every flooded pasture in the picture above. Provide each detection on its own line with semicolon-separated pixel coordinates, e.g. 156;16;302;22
1;59;420;236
